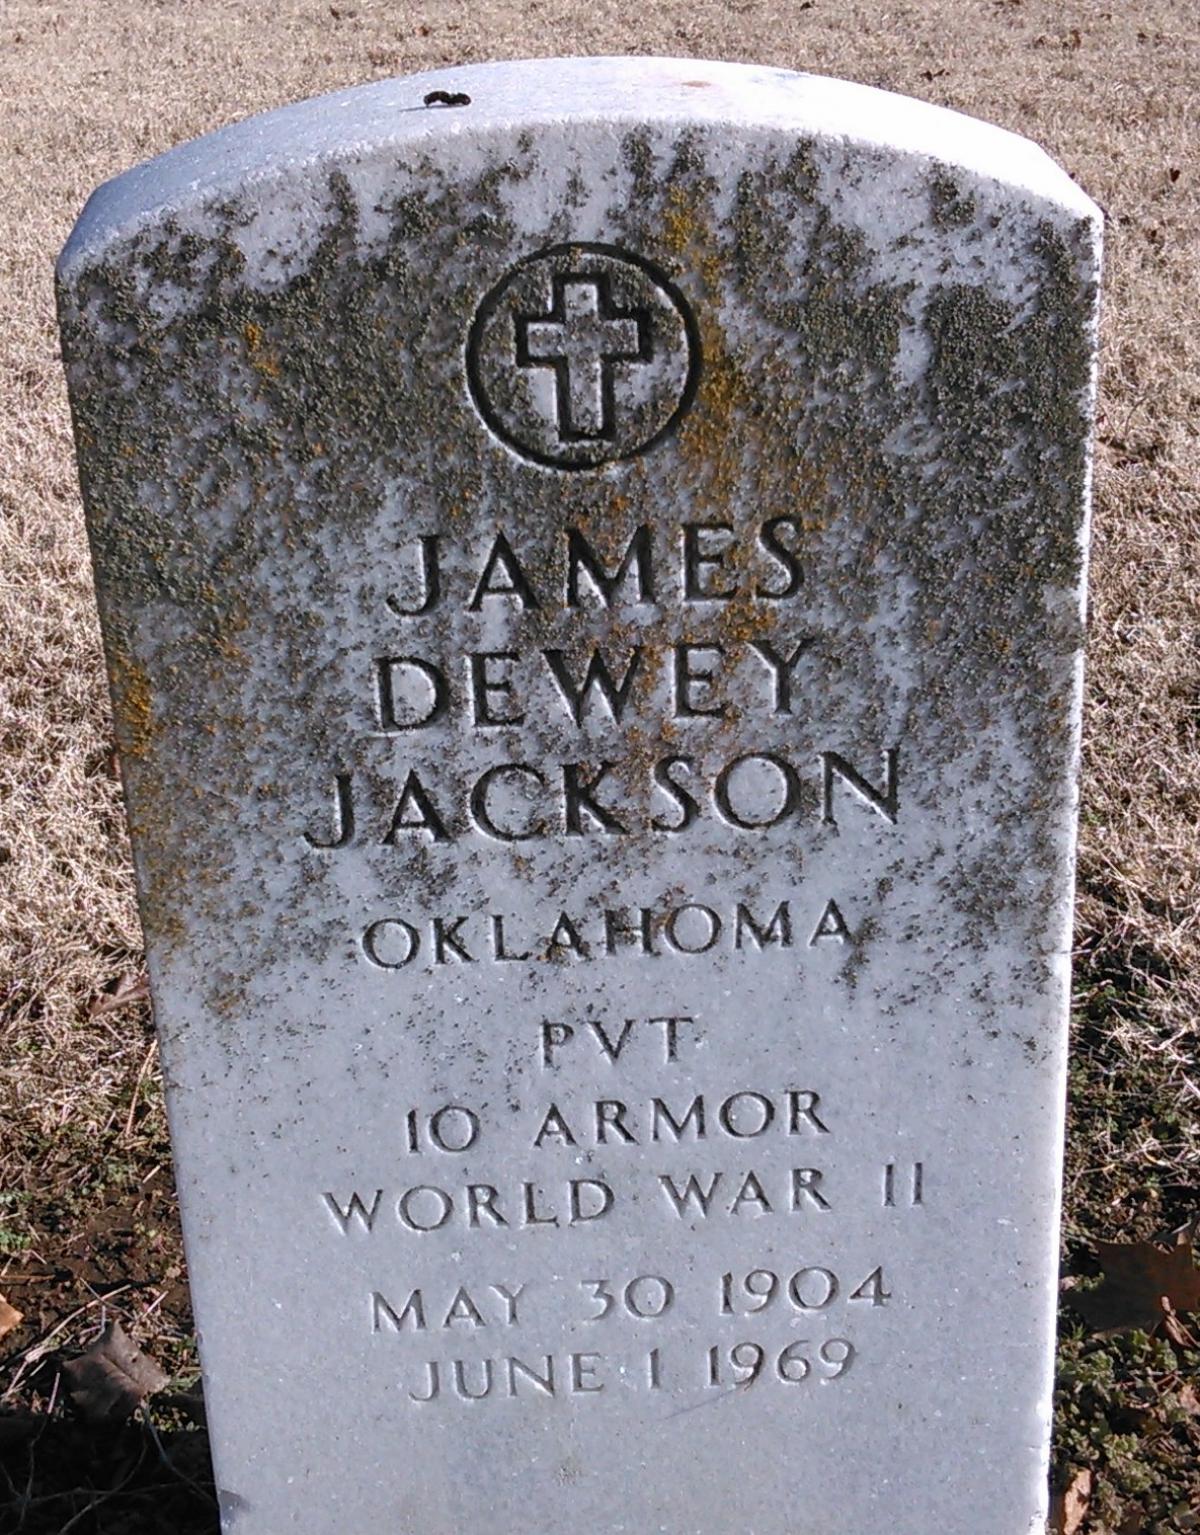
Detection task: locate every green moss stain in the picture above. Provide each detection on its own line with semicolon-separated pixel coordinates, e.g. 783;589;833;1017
59;124;1098;1025
930;165;978;229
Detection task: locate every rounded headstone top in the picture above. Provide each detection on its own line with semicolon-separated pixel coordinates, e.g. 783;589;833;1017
58;55;1098;279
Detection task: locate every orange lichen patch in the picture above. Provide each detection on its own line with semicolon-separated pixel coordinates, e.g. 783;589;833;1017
678;338;745;500
111;656;156;760
658;187;822;671
243;318;282;379
663;194;763;510
212;601;252;663
661;183;704;264
214;637;248;665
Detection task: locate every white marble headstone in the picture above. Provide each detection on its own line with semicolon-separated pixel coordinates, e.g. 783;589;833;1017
59;57;1100;1535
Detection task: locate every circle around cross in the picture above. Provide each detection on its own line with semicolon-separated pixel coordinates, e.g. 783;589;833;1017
467;243;701;470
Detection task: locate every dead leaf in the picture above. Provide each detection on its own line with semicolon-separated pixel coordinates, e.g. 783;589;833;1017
1159;1302;1198;1352
89;972;150;1019
1049;1467;1092;1535
0;1293;23;1342
1069;1234;1200;1335
62;1321;168;1423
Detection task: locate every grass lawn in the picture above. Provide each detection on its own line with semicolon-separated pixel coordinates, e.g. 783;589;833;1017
2;3;1198;1530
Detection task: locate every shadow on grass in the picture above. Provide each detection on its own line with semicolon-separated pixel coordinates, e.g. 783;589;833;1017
0;1415;216;1535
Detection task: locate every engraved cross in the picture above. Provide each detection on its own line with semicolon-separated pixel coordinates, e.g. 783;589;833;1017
516;274;650;441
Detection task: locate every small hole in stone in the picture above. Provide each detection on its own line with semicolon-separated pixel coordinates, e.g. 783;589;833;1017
424;90;471;108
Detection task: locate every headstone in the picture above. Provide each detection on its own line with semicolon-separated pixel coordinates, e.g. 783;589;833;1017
59;57;1100;1535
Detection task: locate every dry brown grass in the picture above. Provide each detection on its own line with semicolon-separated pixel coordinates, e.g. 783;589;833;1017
1;0;1198;1528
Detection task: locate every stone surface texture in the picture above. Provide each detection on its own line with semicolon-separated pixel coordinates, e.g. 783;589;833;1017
59;57;1101;1535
